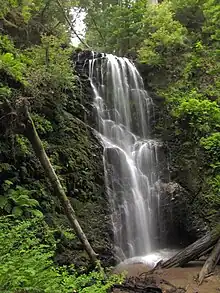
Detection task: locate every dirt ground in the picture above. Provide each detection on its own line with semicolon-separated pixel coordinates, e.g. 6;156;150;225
113;261;220;293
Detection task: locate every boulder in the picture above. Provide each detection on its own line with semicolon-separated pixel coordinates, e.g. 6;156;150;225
158;181;208;247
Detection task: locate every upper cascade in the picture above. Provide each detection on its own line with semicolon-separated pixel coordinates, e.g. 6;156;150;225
87;53;161;260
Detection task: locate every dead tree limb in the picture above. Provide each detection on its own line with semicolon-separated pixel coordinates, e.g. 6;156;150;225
198;238;220;285
113;284;162;293
23;106;98;265
156;227;220;269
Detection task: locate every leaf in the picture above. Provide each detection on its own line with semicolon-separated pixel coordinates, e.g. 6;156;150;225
30;209;43;218
12;206;23;217
0;196;7;208
3;179;13;191
4;202;12;213
4;180;13;186
27;199;39;207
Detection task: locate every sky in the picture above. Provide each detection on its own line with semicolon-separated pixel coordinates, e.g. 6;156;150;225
70;9;86;46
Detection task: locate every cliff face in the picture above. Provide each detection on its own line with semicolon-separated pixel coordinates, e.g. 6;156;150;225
62;50;216;254
138;63;210;243
49;77;114;267
0;50;114;268
73;51;208;251
1;47;210;268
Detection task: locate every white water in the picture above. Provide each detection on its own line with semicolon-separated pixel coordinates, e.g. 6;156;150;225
122;248;179;268
88;54;161;260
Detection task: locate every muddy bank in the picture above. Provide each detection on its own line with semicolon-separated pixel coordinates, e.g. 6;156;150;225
112;262;220;293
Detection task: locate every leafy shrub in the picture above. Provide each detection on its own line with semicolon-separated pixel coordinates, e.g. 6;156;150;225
0;182;43;218
173;98;220;135
139;1;187;65
0;217;123;293
201;132;220;171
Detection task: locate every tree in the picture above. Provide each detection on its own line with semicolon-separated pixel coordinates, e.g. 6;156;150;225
80;0;147;54
0;0;78;47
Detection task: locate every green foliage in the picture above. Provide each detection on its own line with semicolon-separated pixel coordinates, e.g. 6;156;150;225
139;1;187;66
203;0;220;43
201;133;220;170
0;0;111;276
0;84;11;97
15;135;31;155
0;52;25;82
210;175;220;196
0;37;29;85
0;0;78;44
0;35;16;53
201;133;220;156
0;1;76;103
0;182;43;218
0;218;123;293
83;0;147;54
173;99;220;136
32;113;53;134
0;35;75;104
25;35;75;101
0;0;41;21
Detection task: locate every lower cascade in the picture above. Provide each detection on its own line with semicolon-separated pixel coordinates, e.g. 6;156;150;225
88;53;161;260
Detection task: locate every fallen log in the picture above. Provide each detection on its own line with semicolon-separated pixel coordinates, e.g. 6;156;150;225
113;275;186;293
198;238;220;285
113;284;162;293
197;245;214;260
156;226;220;269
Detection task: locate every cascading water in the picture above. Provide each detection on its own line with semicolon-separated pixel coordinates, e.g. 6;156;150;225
88;53;161;260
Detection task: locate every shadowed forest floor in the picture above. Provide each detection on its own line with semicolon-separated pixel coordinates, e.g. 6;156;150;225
113;262;220;293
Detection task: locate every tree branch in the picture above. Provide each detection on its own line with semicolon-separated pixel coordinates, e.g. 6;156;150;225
56;0;90;48
91;16;106;45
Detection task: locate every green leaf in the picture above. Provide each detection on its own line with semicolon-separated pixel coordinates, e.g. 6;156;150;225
4;202;12;213
27;199;39;207
0;196;7;208
3;179;12;185
12;206;23;217
30;209;43;218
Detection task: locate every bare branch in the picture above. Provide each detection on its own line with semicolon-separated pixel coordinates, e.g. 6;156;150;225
56;0;90;48
91;16;106;45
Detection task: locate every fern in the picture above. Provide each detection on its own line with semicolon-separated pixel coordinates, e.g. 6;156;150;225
0;183;43;218
0;218;123;293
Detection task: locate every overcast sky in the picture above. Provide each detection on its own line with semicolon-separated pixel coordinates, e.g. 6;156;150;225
70;9;86;46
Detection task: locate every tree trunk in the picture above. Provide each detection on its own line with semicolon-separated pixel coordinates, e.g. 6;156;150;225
198;238;220;285
23;108;98;265
157;227;220;269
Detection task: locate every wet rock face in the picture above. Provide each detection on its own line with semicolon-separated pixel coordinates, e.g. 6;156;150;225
73;50;208;257
158;181;208;247
137;60;210;242
72;49;105;77
49;52;116;268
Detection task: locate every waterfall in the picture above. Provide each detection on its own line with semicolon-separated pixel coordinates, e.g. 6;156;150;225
88;54;161;260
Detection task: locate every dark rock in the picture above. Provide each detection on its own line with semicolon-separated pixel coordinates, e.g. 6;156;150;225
158;181;208;247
